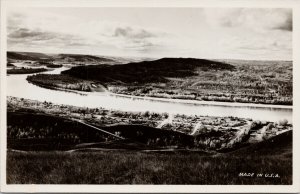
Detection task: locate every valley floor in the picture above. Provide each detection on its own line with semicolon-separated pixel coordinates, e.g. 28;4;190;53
6;97;293;184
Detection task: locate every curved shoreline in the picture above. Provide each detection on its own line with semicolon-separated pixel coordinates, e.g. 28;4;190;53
10;64;293;110
27;79;293;110
107;92;293;110
25;76;293;110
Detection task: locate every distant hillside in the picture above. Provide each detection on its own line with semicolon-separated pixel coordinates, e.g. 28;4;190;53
62;57;235;83
217;59;293;66
7;51;52;61
7;63;15;67
55;54;115;63
7;51;116;64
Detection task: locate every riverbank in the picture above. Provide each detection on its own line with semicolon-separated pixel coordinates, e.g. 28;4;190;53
26;74;94;92
61;58;292;105
6;97;292;184
110;92;293;109
23;58;292;106
8;70;293;122
25;75;293;109
27;72;293;106
7;96;293;151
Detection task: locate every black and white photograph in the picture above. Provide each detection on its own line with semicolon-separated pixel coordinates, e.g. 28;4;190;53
0;0;299;193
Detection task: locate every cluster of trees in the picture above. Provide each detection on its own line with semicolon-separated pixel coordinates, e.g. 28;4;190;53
105;69;292;105
7;110;292;152
109;110;166;120
27;74;92;91
7;125;81;143
7;67;48;74
7;63;15;67
7;112;114;143
46;64;63;68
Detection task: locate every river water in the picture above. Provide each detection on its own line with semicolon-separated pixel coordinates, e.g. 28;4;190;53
7;66;293;123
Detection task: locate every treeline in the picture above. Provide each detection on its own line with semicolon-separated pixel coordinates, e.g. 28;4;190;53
7;63;15;67
46;64;63;68
7;112;114;150
27;74;92;92
108;85;293;105
7;101;292;152
37;61;63;68
7;67;48;74
7;112;196;150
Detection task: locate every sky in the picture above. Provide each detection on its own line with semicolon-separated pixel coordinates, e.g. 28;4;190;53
7;7;292;60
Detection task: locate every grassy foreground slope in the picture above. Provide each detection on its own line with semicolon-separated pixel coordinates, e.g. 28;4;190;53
7;131;292;184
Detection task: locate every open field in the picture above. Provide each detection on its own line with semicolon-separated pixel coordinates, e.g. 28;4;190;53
7;130;292;184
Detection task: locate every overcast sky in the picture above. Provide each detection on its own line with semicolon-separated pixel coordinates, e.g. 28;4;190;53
7;7;292;60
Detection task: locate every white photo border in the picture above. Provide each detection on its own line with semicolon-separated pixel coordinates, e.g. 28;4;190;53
1;0;299;193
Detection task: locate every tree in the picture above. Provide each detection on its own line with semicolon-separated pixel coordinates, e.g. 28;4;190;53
279;119;288;126
143;111;150;117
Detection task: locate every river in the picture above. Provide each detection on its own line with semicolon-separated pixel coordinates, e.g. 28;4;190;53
7;66;293;123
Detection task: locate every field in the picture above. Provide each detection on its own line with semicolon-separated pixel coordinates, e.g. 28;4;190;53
7;130;292;184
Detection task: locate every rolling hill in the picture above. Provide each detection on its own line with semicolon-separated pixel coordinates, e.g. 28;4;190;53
7;51;117;64
55;53;115;63
7;51;52;61
62;57;235;83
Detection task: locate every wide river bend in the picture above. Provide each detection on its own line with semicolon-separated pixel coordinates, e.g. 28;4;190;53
7;66;293;123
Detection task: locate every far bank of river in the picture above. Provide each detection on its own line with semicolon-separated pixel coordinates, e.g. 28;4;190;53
7;66;293;123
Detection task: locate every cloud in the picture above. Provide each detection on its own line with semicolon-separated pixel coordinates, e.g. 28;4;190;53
8;27;89;50
113;27;155;39
6;7;292;60
7;8;165;55
9;28;56;40
204;8;292;32
108;26;160;52
273;11;292;31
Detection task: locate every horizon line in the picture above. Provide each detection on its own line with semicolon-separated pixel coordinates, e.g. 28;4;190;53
6;50;293;62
